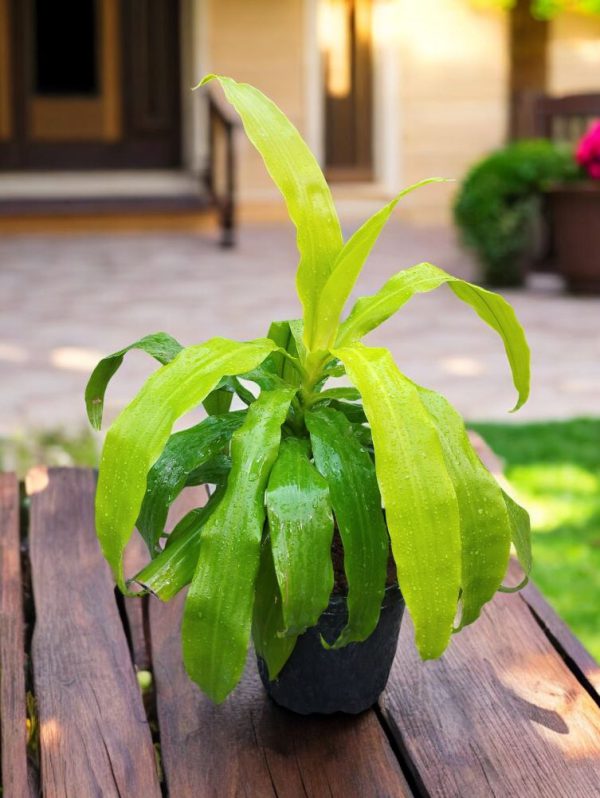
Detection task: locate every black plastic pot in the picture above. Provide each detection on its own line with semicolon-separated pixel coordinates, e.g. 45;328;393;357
256;585;405;715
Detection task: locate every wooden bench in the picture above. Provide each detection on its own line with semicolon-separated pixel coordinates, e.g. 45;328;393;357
533;93;600;146
1;467;599;796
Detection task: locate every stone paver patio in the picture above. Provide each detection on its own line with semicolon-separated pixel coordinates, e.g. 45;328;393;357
1;219;599;437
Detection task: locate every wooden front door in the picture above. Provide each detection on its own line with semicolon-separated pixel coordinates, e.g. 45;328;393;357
0;0;181;170
324;0;373;182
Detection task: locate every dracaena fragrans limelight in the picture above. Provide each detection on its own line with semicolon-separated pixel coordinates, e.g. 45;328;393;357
87;75;532;703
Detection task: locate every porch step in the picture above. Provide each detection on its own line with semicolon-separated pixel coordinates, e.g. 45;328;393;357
0;170;212;217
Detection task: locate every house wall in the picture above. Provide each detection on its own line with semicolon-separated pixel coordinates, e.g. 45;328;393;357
197;3;600;225
548;12;600;94
391;0;509;224
197;0;510;224
206;0;307;201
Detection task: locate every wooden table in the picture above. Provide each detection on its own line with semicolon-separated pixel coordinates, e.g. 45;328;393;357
1;468;599;797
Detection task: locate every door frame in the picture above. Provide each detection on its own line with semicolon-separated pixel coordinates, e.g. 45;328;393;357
0;0;183;171
305;0;402;191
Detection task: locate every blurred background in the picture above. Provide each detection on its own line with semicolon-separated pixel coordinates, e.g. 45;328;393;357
0;0;598;653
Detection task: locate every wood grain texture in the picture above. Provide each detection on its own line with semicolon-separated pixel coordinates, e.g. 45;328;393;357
27;468;161;798
0;474;34;797
381;589;600;798
150;485;411;798
517;564;600;697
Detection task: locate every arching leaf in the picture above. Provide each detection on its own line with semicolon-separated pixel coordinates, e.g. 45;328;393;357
498;490;532;593
85;332;183;429
265;437;334;636
199;75;343;350
313;178;446;350
333;343;461;659
306;406;389;647
416;386;512;629
337;262;530;411
181;387;296;702
95;337;277;592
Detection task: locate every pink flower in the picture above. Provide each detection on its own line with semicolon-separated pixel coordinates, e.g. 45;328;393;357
576;120;600;181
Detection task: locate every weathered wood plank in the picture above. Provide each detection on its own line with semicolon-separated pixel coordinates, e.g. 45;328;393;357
150;486;411;797
27;468;161;798
150;592;412;798
516;563;600;696
381;589;600;798
0;473;34;797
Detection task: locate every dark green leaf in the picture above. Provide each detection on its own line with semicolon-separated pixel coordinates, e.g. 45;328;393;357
136;412;245;554
85;332;183;429
132;489;224;600
181;387;296;702
202;387;233;416
265;437;334;635
252;532;298;680
306;406;389;647
186;454;231;487
326;400;367;424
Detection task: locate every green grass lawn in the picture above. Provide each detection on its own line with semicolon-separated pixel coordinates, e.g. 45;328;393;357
470;418;600;661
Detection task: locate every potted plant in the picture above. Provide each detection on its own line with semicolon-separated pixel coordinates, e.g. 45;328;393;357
548;121;600;293
86;76;532;714
453;140;577;287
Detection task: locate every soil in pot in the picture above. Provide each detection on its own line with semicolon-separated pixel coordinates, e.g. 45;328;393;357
256;532;405;715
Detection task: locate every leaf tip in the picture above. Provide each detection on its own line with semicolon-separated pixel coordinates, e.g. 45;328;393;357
193;73;219;91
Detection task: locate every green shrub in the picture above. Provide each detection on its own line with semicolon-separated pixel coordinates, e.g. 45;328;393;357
454;140;578;286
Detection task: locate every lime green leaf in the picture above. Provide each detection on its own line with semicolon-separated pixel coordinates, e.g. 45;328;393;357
265;437;334;635
252;532;298;681
133;489;224;601
416;386;512;629
266;320;294;378
85;332;182;429
181;387;296;702
199;75;343;350
95;336;277;592
498;490;532;593
306;406;389;647
337;261;530;411
314;179;446;350
136;411;245;554
333;343;461;659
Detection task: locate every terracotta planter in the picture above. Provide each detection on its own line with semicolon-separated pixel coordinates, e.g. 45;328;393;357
548;182;600;293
